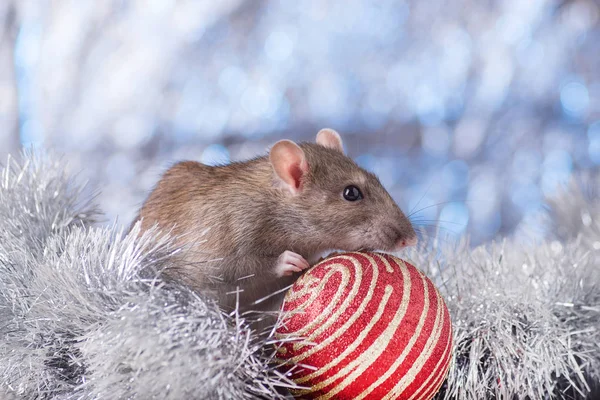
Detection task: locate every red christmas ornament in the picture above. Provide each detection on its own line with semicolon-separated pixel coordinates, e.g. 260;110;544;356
275;252;453;400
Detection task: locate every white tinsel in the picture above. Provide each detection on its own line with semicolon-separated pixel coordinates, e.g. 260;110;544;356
1;152;599;399
408;183;600;398
0;153;291;399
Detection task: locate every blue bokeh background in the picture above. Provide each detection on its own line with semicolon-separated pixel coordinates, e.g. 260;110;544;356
0;0;599;245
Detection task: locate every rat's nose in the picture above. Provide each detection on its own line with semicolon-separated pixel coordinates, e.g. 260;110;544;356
393;235;418;251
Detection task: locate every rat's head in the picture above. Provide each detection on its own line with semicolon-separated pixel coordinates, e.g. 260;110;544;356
269;129;417;253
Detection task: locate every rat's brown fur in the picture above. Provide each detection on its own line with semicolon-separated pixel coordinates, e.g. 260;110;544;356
133;137;416;315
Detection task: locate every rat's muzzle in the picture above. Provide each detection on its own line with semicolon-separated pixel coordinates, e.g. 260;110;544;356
392;235;418;251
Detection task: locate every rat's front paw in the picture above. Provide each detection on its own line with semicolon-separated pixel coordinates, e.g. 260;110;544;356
274;250;310;278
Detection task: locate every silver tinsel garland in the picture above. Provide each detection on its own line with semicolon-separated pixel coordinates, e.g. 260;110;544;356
0;153;291;399
1;153;599;399
412;237;600;399
410;180;600;398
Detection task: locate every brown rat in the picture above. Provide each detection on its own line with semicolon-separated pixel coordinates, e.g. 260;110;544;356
132;129;417;318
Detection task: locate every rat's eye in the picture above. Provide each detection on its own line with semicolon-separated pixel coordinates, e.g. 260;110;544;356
343;185;363;201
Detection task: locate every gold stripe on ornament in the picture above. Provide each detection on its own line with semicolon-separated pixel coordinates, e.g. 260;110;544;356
291;253;379;363
353;261;431;400
287;262;354;345
294;283;393;384
386;280;445;399
279;271;340;342
310;254;414;399
379;255;394;273
291;254;376;358
286;273;323;301
406;316;453;400
402;275;453;399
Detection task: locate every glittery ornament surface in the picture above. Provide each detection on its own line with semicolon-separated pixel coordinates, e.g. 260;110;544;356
275;252;453;400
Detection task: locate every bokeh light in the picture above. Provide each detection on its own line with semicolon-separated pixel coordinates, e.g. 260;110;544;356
0;0;598;245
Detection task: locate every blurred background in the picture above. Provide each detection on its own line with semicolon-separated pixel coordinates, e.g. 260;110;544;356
0;0;599;245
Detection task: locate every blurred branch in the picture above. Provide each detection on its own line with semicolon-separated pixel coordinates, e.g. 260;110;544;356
0;1;19;159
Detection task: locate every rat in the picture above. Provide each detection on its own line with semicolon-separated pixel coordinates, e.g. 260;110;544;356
132;129;417;320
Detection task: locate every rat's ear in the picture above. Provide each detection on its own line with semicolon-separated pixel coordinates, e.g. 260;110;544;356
269;140;308;195
316;128;344;153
